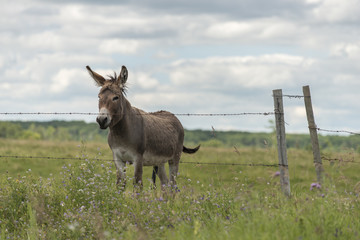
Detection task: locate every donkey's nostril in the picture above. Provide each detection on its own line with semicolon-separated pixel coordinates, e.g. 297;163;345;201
97;115;110;129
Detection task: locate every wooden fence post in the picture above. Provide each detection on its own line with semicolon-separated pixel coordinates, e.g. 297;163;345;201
302;85;323;183
273;89;291;197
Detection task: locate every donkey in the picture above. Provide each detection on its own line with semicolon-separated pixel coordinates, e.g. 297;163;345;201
86;65;200;189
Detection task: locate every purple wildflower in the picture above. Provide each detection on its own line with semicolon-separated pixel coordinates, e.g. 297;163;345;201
310;182;321;191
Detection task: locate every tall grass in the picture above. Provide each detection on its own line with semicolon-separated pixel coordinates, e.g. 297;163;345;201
0;139;359;239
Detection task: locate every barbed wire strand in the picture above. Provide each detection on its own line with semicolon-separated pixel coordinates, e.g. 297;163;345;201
0;155;283;167
314;127;360;136
0;112;275;117
278;93;360;135
282;94;306;99
180;161;282;167
1;112;359;135
2;154;359;165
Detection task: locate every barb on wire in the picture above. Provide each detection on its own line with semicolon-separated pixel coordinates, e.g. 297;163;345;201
0;155;282;167
314;127;360;136
0;112;275;117
282;94;306;99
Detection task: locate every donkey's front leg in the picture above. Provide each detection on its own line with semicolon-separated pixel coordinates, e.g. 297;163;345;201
112;149;126;189
133;156;143;189
115;161;126;189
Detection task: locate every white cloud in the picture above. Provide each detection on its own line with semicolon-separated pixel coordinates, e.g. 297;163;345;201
131;72;159;90
155;51;176;59
332;74;360;86
205;21;254;39
311;0;360;22
51;69;81;93
99;39;145;55
331;42;360;59
19;31;62;50
170;55;315;90
204;18;303;43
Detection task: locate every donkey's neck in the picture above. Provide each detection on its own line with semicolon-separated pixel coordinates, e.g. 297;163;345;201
109;97;142;137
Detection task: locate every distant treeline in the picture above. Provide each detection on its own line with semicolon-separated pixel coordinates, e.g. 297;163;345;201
1;121;360;151
0;121;107;142
184;129;360;151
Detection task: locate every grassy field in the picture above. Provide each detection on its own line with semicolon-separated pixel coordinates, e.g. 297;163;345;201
0;138;359;239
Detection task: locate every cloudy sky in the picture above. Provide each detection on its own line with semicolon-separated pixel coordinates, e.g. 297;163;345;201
1;0;360;133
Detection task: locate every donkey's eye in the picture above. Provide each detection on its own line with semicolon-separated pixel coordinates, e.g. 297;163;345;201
112;96;119;101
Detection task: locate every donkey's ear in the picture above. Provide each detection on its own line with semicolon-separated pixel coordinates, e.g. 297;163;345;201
86;66;106;87
118;66;128;85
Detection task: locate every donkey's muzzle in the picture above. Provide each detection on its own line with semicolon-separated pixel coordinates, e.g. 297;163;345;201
97;108;111;129
97;116;109;129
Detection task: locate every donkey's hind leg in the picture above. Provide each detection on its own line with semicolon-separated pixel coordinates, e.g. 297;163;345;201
168;160;179;187
156;164;169;187
151;166;158;189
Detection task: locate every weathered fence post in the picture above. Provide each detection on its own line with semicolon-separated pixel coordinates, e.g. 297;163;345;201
273;89;291;197
302;85;323;184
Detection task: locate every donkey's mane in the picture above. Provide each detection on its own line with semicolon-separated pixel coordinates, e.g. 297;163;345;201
104;72;127;95
107;72;118;82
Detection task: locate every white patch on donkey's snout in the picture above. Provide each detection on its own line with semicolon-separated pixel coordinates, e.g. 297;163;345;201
97;108;111;128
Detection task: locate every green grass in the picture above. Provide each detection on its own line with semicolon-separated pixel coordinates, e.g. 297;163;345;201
0;139;359;239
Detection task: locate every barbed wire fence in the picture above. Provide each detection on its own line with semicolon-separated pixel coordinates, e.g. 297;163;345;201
0;111;281;167
273;85;360;195
281;86;360;189
0;108;291;196
0;112;275;117
1;85;360;196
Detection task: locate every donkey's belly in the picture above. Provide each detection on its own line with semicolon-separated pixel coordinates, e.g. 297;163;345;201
142;151;170;166
113;146;171;166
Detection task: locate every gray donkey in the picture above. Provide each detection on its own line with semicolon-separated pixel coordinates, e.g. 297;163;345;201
86;65;200;189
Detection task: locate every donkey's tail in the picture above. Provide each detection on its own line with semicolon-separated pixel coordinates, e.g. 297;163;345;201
183;145;200;154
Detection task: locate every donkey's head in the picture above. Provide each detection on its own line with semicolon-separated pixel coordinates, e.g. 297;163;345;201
86;65;128;129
